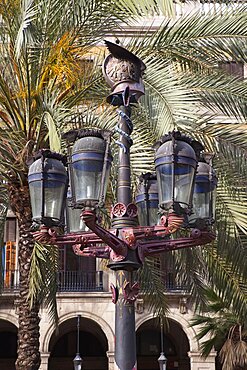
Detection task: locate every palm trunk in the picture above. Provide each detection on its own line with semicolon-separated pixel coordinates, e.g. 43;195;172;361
8;181;41;370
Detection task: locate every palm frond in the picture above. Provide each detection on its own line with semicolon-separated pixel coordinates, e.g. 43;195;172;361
145;8;247;69
171;246;210;311
116;0;175;17
190;287;246;358
137;257;169;317
28;241;59;324
15;0;38;59
186;73;247;120
206;246;247;321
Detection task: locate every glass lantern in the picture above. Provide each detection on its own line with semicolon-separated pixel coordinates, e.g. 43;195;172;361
66;189;88;233
28;150;67;227
189;159;217;226
158;353;167;370
73;353;83;370
155;132;202;215
69;130;112;208
135;173;159;226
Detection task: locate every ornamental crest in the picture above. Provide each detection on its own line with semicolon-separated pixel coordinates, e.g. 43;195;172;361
105;57;139;83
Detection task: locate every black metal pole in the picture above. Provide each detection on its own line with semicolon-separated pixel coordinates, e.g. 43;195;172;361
115;270;136;370
102;42;147;370
143;176;150;227
110;104;139;370
158;317;167;370
41;151;45;221
160;317;164;353
77;314;80;354
116;105;132;206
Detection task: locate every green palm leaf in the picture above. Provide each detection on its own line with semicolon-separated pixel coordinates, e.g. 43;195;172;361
137;257;169;317
28;241;59;323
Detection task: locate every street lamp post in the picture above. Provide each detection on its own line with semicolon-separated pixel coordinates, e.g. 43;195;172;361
73;315;83;370
158;318;167;370
28;41;217;370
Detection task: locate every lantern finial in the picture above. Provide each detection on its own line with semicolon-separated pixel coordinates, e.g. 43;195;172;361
103;41;146;106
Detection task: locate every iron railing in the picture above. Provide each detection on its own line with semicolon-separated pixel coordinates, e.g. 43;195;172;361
57;270;104;292
162;271;187;292
1;269;19;292
0;270;104;293
0;269;187;293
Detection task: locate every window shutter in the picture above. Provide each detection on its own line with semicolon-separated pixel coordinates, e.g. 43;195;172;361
4;218;16;242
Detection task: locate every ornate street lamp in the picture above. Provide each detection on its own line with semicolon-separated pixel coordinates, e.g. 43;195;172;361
28;150;67;227
189;154;217;228
158;318;167;370
73;315;83;370
155;132;203;215
65;129;112;209
28;41;216;370
135;173;159;226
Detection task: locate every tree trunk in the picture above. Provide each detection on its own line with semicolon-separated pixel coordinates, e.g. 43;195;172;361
8;181;41;370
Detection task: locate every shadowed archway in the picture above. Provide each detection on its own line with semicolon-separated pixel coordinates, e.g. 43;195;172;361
48;316;108;370
0;319;18;370
137;317;190;370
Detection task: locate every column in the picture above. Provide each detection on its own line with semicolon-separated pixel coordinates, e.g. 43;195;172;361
40;352;50;370
107;351;115;370
188;351;217;370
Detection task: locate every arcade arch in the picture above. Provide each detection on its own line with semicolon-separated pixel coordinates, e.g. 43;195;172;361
136;311;199;352
47;315;110;370
0;319;18;370
136;316;191;370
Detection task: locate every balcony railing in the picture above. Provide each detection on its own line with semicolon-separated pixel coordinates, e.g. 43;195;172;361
162;271;188;292
1;269;187;294
1;269;19;292
57;270;104;292
1;270;104;293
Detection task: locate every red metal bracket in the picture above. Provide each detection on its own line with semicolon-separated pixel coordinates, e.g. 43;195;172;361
32;213;215;263
137;229;215;262
81;210;128;259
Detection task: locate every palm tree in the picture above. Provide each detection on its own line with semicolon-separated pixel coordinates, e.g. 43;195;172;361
0;1;247;369
190;287;247;370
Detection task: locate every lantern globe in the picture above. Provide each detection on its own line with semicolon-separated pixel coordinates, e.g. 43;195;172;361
135;173;159;226
70;132;112;208
28;154;67;227
73;353;83;370
155;133;199;214
66;196;88;233
189;160;217;226
158;352;167;370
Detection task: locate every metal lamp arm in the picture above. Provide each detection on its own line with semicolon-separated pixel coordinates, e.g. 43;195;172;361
137;229;216;261
72;244;110;259
81;209;128;258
